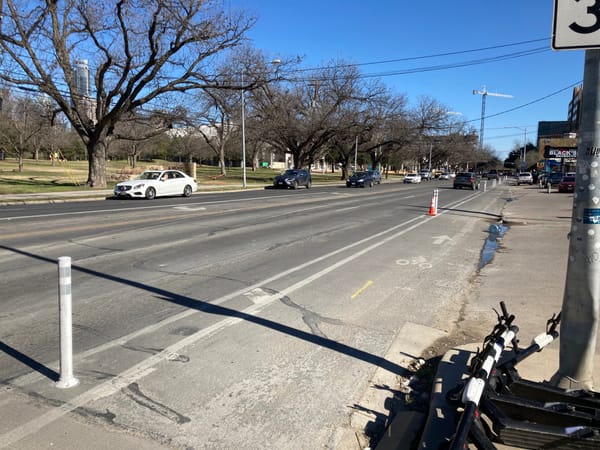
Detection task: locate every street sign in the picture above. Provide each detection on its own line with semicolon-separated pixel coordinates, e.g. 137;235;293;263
553;0;600;49
544;145;578;158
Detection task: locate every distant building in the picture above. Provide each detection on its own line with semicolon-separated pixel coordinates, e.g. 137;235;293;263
72;59;95;124
535;85;582;173
73;59;90;97
568;85;582;133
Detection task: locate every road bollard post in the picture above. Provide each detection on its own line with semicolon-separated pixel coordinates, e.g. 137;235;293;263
56;256;79;389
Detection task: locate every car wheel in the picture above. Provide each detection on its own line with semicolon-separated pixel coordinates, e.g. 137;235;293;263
292;180;298;189
369;181;373;187
306;180;311;189
145;187;156;200
182;185;192;197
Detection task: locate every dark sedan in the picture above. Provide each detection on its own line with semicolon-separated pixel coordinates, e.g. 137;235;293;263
453;172;480;190
273;169;312;189
346;171;374;188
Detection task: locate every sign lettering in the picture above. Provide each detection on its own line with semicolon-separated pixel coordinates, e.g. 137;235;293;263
569;1;600;34
554;0;600;49
544;145;577;158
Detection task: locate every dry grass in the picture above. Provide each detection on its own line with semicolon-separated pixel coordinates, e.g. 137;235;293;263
0;158;347;194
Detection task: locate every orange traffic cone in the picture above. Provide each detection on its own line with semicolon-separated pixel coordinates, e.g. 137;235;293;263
428;191;437;216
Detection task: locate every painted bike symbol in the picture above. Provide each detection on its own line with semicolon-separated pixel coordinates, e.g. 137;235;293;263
395;256;432;269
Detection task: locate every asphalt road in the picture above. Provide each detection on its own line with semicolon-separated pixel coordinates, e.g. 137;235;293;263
0;180;509;449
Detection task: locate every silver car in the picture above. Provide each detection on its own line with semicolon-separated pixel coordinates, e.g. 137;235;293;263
517;172;533;185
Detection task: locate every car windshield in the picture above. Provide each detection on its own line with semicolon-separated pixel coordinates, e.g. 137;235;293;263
562;176;575;182
353;172;368;177
407;173;417;177
282;170;299;176
138;171;161;180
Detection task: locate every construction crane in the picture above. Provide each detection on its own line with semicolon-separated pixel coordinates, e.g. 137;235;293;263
473;86;513;149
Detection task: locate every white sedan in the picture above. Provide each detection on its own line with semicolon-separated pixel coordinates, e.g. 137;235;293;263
113;170;197;199
403;173;422;184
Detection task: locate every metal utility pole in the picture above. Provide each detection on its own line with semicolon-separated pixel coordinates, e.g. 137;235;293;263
354;136;358;170
473;86;513;149
552;49;600;390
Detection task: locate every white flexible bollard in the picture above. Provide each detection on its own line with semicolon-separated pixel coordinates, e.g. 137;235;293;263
56;256;79;389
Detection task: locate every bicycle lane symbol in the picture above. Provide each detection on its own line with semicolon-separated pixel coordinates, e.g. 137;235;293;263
395;256;432;269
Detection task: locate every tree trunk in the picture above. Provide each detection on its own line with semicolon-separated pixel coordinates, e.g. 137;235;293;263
87;140;107;188
218;142;226;176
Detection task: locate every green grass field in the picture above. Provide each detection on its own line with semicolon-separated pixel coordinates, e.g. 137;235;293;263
0;158;348;194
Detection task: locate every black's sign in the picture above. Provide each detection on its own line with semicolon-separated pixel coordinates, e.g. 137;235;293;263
544;146;577;158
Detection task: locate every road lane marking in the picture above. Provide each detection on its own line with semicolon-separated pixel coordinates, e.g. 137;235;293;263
1;193;482;448
12;192;479;389
351;280;373;299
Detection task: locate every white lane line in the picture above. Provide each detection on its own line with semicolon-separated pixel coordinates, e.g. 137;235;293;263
12;192;478;388
0;193;481;447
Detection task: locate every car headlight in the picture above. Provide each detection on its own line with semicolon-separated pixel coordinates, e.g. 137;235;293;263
133;183;146;189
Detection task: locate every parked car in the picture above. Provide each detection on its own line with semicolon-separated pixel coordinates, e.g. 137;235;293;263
419;170;433;180
558;175;576;193
517;172;533;185
453;172;480;190
367;170;382;184
346;171;374;188
403;173;422;184
273;169;312;189
114;169;197;199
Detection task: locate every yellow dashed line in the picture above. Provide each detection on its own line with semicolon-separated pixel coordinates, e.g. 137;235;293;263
351;280;373;299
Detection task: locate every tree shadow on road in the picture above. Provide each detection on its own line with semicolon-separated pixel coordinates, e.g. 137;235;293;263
0;244;412;382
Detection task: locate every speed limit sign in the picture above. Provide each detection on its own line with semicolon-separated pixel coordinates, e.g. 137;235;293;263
553;0;600;49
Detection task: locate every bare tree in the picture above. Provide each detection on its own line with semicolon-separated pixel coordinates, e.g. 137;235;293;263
253;61;368;170
0;92;50;171
109;110;180;168
192;86;238;176
0;0;253;187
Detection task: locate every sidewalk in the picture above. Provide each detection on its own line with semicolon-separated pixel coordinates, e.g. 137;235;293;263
415;184;600;449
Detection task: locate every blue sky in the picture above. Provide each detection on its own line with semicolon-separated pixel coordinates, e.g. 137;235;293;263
228;1;585;160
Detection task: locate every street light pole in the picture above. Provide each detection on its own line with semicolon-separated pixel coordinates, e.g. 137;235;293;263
241;59;280;189
241;71;247;189
429;141;432;173
522;128;527;172
354;136;358;170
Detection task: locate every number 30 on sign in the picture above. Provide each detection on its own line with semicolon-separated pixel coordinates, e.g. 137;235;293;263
553;0;600;49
